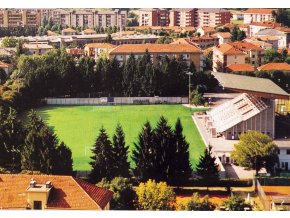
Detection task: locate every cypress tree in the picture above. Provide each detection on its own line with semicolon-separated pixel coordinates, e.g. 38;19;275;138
89;127;114;183
196;145;219;182
153;116;175;182
112;123;130;178
171;118;192;185
53;142;73;175
132;121;156;182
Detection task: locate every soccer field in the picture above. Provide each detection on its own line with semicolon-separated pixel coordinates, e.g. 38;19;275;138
36;105;207;171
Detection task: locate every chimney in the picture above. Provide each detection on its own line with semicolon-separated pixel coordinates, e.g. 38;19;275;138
30;178;36;188
45;181;52;189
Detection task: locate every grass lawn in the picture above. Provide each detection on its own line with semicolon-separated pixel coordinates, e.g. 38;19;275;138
231;20;244;25
35;105;207;171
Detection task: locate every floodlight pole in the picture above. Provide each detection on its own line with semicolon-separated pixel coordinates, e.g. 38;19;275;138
187;71;193;105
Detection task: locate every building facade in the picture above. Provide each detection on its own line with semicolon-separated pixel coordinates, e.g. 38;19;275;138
138;8;169;26
197;8;231;27
109;44;203;70
243;9;276;24
169;8;197;27
0;9;41;27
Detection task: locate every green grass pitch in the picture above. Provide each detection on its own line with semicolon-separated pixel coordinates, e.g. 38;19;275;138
35;105;207;171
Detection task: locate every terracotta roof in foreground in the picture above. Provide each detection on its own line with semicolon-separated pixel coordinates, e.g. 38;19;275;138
258;63;290;71
110;44;202;54
0;174;113;210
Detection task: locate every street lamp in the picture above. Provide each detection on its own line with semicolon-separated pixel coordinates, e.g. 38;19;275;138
186;71;193;106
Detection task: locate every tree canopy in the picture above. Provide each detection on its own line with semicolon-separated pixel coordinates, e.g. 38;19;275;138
231;131;279;174
135;179;176;210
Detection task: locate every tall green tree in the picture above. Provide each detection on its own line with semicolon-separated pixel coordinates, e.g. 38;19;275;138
132;121;156;182
196;145;220;182
0;107;24;171
153;116;175;182
89;127;115;183
122;54;137;96
53;142;73;175
171;118;192;185
231;131;279;174
112;123;130;178
21;110;56;174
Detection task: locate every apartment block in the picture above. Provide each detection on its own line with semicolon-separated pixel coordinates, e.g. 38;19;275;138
243;8;276;24
109;44;203;70
0;9;41;27
138;8;169;26
41;9;127;29
197;8;231;27
169;8;197;27
213;41;265;72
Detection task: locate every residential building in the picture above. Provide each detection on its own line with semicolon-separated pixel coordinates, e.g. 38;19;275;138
225;63;255;74
197;8;231;27
95;9;127;28
138;8;169;27
213;43;246;72
0;174;113;210
70;10;95;28
248;22;282;37
243;9;276;24
61;28;77;36
230;10;244;21
66;48;85;58
244;39;273;50
171;36;219;49
112;34;160;45
109;44;203;70
254;28;290;49
0;61;13;75
82;28;97;35
0;9;41;27
41;9;127;29
212;32;232;44
196;26;216;36
23;43;54;55
169;8;197;27
213;41;265;72
257;62;290;72
84;43;116;59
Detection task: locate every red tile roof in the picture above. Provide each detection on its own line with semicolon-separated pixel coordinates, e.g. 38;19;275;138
85;43;116;49
110;44;202;54
226;64;255;72
244;9;275;15
215;43;245;55
62;28;76;33
257;63;290;71
250;22;282;28
0;174;113;210
213;32;232;38
228;41;264;51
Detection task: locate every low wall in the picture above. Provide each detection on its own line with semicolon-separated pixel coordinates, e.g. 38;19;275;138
44;96;188;105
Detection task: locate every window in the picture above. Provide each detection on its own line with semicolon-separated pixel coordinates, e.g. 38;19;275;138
33;201;42;210
252;61;255;64
287;149;290;155
252;55;255;58
277;149;280;155
282;162;285;168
